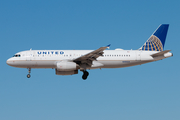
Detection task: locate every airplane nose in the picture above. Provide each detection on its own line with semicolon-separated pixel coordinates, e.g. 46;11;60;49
6;59;10;65
6;58;13;66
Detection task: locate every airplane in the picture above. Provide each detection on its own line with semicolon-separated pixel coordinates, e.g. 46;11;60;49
6;24;173;80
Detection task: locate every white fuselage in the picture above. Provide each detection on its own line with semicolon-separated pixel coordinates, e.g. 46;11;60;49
6;24;172;79
6;49;172;69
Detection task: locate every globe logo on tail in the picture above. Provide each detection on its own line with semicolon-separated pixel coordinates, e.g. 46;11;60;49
140;35;163;51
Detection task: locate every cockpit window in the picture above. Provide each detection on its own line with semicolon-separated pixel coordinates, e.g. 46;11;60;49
13;54;21;57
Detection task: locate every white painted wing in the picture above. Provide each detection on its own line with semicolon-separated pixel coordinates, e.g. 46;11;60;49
73;44;110;63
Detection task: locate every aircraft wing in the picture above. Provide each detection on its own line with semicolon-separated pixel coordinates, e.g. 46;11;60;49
73;44;110;65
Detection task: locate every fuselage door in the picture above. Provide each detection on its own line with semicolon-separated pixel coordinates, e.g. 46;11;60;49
136;51;141;61
26;51;32;61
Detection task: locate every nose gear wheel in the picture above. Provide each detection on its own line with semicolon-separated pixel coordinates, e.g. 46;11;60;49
27;68;31;78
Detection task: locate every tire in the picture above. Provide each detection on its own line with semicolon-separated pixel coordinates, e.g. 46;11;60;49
27;74;31;78
84;71;89;76
82;75;87;80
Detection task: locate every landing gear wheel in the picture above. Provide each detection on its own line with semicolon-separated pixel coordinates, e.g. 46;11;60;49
82;75;87;80
84;71;89;76
27;68;31;78
27;74;31;78
82;71;89;80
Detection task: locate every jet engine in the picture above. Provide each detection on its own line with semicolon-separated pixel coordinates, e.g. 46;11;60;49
55;61;78;75
56;61;78;71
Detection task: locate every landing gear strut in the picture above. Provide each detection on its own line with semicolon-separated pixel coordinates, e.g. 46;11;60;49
82;71;89;80
27;68;31;78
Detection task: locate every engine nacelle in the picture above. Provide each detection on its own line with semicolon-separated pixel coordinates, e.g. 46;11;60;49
56;69;78;75
56;61;77;71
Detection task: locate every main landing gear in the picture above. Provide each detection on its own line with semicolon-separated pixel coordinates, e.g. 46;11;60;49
82;70;89;80
27;68;31;78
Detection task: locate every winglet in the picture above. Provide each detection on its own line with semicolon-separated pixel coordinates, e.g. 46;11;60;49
106;44;111;49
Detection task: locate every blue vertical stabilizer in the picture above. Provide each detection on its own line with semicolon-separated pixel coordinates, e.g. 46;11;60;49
139;24;169;51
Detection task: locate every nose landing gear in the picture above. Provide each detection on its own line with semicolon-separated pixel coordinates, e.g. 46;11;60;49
27;68;31;78
82;71;89;80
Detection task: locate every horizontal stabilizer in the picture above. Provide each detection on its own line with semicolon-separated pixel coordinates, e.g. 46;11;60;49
151;50;171;57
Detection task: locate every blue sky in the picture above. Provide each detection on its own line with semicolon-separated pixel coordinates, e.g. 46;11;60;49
0;0;179;120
